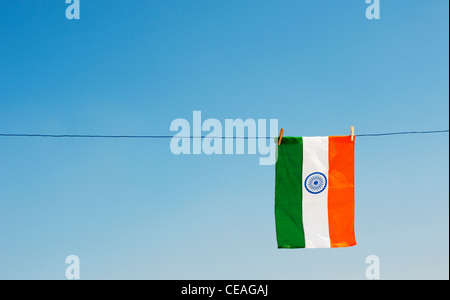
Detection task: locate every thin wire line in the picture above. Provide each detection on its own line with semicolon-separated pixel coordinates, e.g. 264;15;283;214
0;130;448;139
0;134;261;139
357;130;449;137
0;134;177;139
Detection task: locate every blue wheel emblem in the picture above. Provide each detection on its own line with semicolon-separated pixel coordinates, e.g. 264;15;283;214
305;172;327;194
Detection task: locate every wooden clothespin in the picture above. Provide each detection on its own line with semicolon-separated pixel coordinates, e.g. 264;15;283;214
278;128;285;145
350;126;355;142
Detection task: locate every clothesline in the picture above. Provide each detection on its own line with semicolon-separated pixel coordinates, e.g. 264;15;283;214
0;130;448;139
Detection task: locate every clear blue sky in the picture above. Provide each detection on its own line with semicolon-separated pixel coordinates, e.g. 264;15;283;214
0;1;448;279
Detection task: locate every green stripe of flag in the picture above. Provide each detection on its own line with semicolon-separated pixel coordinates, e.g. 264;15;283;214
275;137;305;248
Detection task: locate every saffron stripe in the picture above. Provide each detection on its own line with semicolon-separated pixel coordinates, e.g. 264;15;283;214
328;136;357;248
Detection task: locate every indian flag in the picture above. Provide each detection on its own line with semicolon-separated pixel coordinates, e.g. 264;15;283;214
275;136;356;249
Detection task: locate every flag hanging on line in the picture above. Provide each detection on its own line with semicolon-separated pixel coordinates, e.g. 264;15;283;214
275;136;356;249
